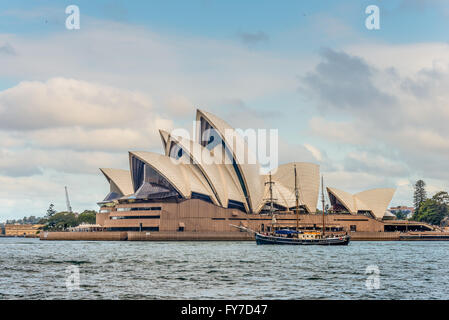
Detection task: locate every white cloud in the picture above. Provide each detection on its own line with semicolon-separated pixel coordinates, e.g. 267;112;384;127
163;95;196;118
346;42;449;76
0;17;310;218
304;143;323;161
0;78;155;130
308;117;365;145
301;47;449;180
0;19;305;105
0;77;176;218
299;45;449;206
0;148;129;176
323;170;391;193
0;172;106;221
344;152;409;177
0;78;174;151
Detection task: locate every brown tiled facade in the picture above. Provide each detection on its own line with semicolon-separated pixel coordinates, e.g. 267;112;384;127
96;198;432;234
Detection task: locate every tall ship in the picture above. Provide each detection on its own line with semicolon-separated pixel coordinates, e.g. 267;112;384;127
254;230;350;245
240;168;350;245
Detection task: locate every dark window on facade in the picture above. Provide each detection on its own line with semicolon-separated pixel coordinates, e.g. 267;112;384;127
103;191;121;202
191;192;213;203
131;156;145;192
200;119;221;150
110;215;160;220
228;200;246;211
131;207;161;211
350;225;357;232
107;227;159;232
144;165;174;191
117;207;161;212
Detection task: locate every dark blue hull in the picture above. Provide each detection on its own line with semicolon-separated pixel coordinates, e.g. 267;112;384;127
255;233;350;245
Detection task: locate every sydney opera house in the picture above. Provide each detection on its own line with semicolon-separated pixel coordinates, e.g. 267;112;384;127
95;109;434;238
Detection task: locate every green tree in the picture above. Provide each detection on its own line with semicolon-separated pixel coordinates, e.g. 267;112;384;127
43;212;78;231
38;217;48;224
77;210;97;224
413;180;427;215
432;191;449;206
393;210;408;220
414;198;448;226
46;204;57;217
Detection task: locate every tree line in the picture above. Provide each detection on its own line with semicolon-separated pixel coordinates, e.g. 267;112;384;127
1;204;97;231
411;180;449;226
41;204;97;231
5;216;42;225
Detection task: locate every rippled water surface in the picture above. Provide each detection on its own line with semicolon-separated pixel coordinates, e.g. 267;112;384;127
1;237;448;299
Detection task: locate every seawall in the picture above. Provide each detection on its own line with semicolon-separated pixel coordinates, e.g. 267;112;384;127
349;231;400;241
40;231;128;241
39;231;449;241
39;231;253;241
126;231;253;241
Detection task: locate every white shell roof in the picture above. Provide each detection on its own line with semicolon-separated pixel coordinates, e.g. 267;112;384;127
355;188;396;219
159;129;170;151
327;187;396;219
100;168;134;196
164;132;246;208
129;151;217;203
196;109;265;213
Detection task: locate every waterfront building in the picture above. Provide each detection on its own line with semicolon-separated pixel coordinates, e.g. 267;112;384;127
4;224;43;237
95;110;435;236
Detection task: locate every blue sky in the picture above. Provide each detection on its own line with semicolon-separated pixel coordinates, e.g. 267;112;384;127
1;0;449;219
1;1;448;42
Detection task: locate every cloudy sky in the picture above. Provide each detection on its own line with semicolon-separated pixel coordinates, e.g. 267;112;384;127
1;0;449;220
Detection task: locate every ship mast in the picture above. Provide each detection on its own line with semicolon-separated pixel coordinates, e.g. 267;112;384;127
264;171;277;233
321;176;325;236
265;171;276;215
269;173;274;216
294;164;299;232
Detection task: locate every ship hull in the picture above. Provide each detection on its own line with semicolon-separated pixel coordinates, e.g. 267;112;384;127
255;233;350;245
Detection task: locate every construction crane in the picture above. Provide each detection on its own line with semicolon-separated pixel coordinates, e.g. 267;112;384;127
65;186;73;213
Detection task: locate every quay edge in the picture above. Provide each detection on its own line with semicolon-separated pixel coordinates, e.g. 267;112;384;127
39;231;449;241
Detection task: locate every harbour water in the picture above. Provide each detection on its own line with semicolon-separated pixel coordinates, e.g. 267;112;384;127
1;237;448;299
